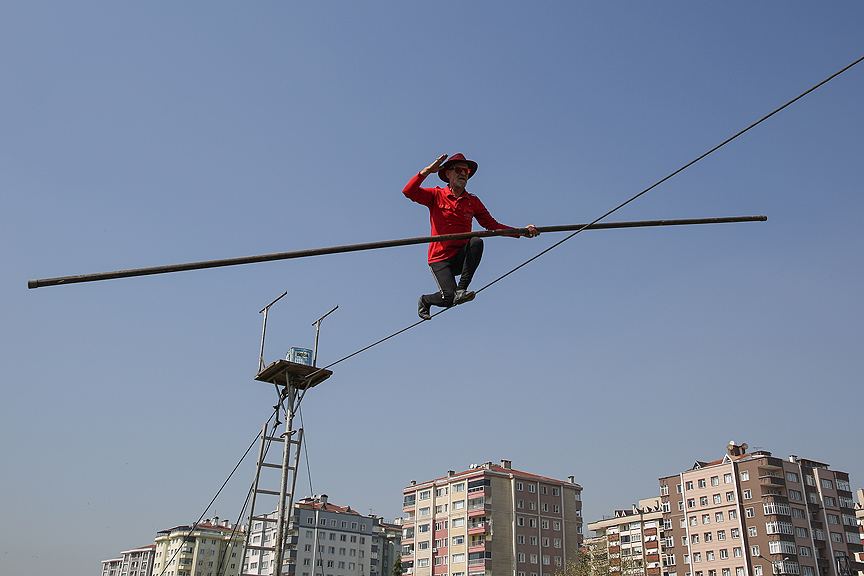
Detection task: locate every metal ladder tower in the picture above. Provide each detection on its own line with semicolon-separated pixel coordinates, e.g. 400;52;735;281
240;359;332;576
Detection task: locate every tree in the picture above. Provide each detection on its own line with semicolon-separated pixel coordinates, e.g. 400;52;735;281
554;545;641;576
391;554;403;576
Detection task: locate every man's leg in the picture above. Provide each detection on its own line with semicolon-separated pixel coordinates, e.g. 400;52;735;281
425;259;459;308
456;237;484;290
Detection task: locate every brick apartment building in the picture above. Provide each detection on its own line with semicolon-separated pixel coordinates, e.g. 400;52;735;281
400;459;583;576
587;498;665;575
659;442;862;576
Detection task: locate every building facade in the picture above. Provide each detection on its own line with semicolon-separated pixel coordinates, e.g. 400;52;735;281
587;498;665;575
659;442;862;576
376;519;404;576
400;459;583;576
101;545;156;576
244;494;394;576
152;517;245;576
854;489;864;576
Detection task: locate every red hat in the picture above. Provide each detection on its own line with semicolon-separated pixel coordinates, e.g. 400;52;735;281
438;153;478;182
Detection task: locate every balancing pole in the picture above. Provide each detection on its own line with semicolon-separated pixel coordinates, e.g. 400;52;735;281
27;215;766;289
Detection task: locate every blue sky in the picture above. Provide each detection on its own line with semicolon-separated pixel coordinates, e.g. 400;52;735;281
2;2;863;573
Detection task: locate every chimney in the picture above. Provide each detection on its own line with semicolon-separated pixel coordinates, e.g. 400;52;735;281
568;476;575;484
447;470;455;477
410;480;416;486
500;459;512;469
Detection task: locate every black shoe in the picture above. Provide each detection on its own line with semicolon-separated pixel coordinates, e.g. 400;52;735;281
453;289;476;305
418;297;431;320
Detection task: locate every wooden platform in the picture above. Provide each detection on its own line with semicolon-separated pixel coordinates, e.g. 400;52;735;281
254;359;332;389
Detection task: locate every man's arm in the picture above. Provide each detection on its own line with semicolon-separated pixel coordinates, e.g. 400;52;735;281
420;154;448;178
403;154;449;205
473;198;540;238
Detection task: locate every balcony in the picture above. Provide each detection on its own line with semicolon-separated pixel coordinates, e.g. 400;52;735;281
467;521;490;535
468;540;487;552
760;476;785;486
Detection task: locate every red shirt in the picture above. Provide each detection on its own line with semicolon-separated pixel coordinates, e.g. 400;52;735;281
403;172;515;263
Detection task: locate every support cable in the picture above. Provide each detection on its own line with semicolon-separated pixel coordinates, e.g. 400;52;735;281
157;406;279;576
304;53;864;378
300;406;315;497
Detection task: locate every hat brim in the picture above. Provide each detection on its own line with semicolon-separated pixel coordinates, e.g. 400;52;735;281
438;159;478;182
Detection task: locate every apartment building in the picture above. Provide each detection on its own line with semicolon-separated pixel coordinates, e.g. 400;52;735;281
377;519;404;576
400;459;583;576
101;545;156;576
587;498;665;575
659;442;862;576
152;517;245;576
854;489;863;576
244;494;392;576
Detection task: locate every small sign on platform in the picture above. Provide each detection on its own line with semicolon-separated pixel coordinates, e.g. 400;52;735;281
287;347;313;366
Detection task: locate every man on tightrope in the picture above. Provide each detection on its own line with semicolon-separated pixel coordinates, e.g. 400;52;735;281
403;153;539;320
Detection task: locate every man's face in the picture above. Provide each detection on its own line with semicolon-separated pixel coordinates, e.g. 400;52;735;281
446;162;471;190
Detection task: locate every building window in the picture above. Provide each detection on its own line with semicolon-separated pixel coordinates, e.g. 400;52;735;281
743;490;751;500
740;471;749;481
699;479;707;488
717;530;726;541
726;492;735;502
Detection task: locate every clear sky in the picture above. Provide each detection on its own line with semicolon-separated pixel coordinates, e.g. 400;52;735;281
2;2;862;574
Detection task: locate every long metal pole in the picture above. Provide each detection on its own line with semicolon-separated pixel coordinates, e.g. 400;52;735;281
27;215;766;289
